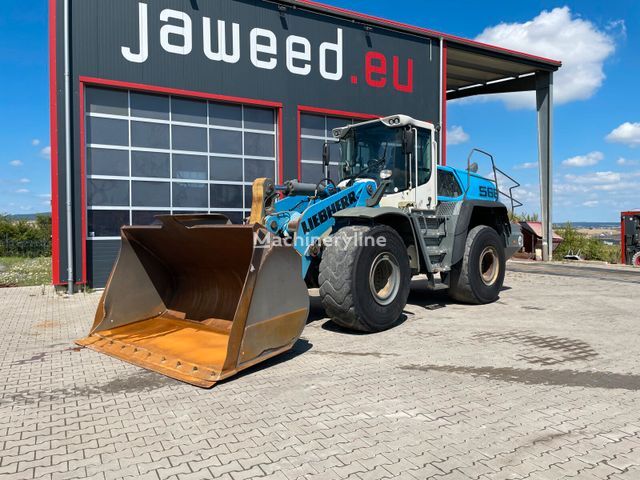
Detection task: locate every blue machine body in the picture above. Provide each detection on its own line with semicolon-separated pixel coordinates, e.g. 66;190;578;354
437;166;500;203
264;166;497;278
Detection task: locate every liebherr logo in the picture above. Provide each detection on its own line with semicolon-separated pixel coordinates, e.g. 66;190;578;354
122;2;414;93
300;192;358;234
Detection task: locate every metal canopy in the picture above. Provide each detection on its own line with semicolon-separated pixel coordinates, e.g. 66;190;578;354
278;1;562;103
446;45;557;99
280;1;561;71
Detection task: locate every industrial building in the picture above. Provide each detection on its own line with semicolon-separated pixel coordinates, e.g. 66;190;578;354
49;0;560;288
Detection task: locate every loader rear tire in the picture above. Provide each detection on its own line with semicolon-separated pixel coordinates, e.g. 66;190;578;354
632;252;640;267
448;225;505;304
319;225;411;333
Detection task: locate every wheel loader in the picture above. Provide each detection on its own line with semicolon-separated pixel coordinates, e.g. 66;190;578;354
77;114;524;387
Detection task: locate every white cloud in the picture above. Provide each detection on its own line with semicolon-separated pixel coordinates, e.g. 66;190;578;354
514;186;539;203
562;151;603;167
31;139;41;146
447;125;470;145
607;19;627;37
38;193;52;199
553;168;640;219
16;189;30;194
617;158;639;166
474;7;618;109
564;170;621;184
40;146;51;159
591;182;640;192
561;170;640;195
515;162;538;170
9;160;23;167
19;178;30;184
606;122;640;147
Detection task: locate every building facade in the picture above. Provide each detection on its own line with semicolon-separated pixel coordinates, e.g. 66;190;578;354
50;0;559;288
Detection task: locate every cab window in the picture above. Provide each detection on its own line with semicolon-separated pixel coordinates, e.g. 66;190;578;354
438;169;463;198
415;130;432;186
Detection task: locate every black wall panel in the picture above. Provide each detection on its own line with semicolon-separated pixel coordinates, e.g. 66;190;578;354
52;0;442;287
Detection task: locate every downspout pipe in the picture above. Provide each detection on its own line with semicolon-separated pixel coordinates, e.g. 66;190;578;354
63;0;74;294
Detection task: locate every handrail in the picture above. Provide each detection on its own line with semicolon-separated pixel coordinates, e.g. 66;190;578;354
464;148;497;201
464;148;522;214
494;166;522;213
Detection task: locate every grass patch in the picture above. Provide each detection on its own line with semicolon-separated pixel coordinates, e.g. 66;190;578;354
0;257;51;287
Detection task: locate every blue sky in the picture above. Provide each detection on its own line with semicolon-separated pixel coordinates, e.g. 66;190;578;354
1;0;639;222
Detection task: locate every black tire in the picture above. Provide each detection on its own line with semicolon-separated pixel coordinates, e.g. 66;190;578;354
319;225;411;332
448;225;506;304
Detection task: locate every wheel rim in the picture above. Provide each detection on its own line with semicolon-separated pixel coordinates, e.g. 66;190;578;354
479;246;500;286
634;254;640;267
369;252;401;306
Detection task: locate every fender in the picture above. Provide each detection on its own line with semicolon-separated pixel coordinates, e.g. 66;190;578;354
333;207;417;242
450;200;511;266
333;207;423;271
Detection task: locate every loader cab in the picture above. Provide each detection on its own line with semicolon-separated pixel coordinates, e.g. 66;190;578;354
333;115;438;210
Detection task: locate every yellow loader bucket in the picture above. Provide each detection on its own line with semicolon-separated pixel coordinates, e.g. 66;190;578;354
76;214;309;388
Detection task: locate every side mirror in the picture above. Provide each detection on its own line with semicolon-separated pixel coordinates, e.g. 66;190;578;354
322;142;330;168
402;129;415;155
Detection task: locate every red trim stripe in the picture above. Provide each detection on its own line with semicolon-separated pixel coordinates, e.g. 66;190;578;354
79;77;286;282
298;105;380;120
78;82;87;285
277;108;284;183
48;0;61;285
297;105;380;181
79;77;283;109
296;109;302;180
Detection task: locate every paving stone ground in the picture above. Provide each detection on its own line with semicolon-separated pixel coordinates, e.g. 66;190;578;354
1;263;639;480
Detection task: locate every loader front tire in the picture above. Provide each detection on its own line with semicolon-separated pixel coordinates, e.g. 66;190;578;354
448;225;505;304
319;225;411;333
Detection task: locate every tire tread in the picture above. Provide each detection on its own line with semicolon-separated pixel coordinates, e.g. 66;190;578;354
448;225;504;304
319;226;370;331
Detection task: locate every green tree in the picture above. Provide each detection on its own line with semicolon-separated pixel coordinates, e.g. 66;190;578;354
509;211;540;223
35;214;52;238
0;214;52;257
553;223;620;264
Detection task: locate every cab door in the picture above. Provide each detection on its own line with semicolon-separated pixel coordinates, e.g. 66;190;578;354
412;128;438;210
379;126;437;210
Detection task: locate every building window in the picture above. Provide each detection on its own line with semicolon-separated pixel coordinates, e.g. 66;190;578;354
85;86;278;238
299;113;362;184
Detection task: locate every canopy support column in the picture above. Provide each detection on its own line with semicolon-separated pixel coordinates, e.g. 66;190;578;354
536;72;553;262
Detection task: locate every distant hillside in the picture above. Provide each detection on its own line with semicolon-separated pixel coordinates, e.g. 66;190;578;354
553;222;619;229
4;212;51;222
